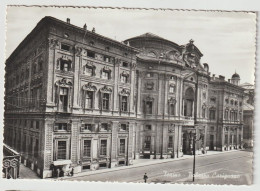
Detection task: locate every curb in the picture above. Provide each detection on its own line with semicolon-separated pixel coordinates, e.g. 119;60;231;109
58;150;241;180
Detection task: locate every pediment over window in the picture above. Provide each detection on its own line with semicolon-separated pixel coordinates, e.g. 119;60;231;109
168;97;176;104
85;61;96;69
144;95;154;102
55;78;73;87
102;66;112;73
119;88;130;96
120;71;129;77
82;82;97;91
100;85;112;93
209;106;216;110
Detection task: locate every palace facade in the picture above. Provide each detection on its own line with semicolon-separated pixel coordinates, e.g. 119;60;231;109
4;16;245;178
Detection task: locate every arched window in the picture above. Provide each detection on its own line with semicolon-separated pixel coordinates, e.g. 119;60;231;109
55;78;73;112
168;97;176;116
82;82;96;109
184;87;194;117
119;88;130;113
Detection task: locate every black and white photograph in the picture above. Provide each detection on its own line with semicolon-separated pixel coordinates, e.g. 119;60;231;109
1;4;257;188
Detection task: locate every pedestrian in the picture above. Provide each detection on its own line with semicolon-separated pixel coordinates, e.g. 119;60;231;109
70;167;74;177
143;173;148;183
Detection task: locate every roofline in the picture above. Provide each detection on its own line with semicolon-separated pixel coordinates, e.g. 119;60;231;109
210;80;245;91
124;36;182;51
6;16;140;64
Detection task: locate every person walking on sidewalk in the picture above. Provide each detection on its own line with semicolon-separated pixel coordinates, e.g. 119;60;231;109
143;173;148;183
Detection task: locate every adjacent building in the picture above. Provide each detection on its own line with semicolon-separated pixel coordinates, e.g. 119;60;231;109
4;16;246;178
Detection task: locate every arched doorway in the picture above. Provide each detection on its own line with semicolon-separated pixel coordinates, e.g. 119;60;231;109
184;87;195;117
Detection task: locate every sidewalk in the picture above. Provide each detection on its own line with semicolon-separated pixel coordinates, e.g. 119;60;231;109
59;150;240;180
19;163;40;179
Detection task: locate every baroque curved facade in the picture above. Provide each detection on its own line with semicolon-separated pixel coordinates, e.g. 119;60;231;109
4;17;245;178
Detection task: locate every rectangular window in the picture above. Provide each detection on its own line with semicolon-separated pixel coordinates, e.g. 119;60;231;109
100;140;107;156
202;108;206;118
87;51;95;58
121;75;127;83
144;136;151;150
168;136;173;148
102;71;109;80
61;44;70;51
225;110;229;120
85;91;93;109
57;141;67;160
34;139;39;158
169;86;175;93
120;124;127;131
169;103;175;115
145;101;153;114
209;110;216;120
102;93;109;110
84;67;93;76
145;125;152;131
84;124;92;131
103;56;111;63
101;123;108;131
36;121;40;129
58;123;68;131
60;87;68;111
83;140;91;157
119;139;126;154
121;96;128;112
122;62;128;67
31;121;34;129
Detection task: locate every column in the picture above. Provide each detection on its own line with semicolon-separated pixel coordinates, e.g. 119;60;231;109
42;118;55;178
46;38;59;106
127;122;134;165
71;119;80;164
110;121;119;168
113;59;120;112
227;127;230;150
72;46;82;109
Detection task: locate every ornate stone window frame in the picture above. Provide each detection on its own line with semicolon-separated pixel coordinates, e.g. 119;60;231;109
120;71;130;83
56;56;73;72
119;88;130;113
55;78;73;112
83;61;96;76
100;66;112;80
169;84;176;94
82;82;97;109
168;97;176;116
143;95;154;114
99;85;112;111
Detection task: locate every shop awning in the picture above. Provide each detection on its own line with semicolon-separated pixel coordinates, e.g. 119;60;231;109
53;160;72;166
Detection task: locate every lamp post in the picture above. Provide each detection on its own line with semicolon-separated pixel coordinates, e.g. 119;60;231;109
189;128;201;182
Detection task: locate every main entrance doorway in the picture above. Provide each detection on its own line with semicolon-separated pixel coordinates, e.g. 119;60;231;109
209;135;214;150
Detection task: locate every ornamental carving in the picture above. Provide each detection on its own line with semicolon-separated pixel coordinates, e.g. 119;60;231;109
130;62;137;69
48;38;60;49
115;58;121;65
100;85;112;93
82;82;97;91
119;88;130;96
74;45;83;56
55;78;73;87
144;95;154;102
120;71;129;77
145;81;154;90
168;97;176;104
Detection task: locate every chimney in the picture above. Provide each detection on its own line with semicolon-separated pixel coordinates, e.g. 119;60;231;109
67;18;70;24
228;79;231;83
92;27;95;33
219;75;225;81
83;23;87;30
212;74;215;80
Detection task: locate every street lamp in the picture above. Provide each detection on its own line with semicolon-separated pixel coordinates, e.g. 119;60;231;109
189;128;202;182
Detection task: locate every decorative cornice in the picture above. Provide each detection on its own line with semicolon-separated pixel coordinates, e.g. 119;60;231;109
100;85;112;93
48;38;60;49
119;88;130;96
82;82;97;91
55;78;73;87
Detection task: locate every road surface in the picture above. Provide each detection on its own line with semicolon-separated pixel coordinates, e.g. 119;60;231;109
66;150;253;185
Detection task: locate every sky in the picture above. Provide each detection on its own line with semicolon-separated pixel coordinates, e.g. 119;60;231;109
5;6;257;84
